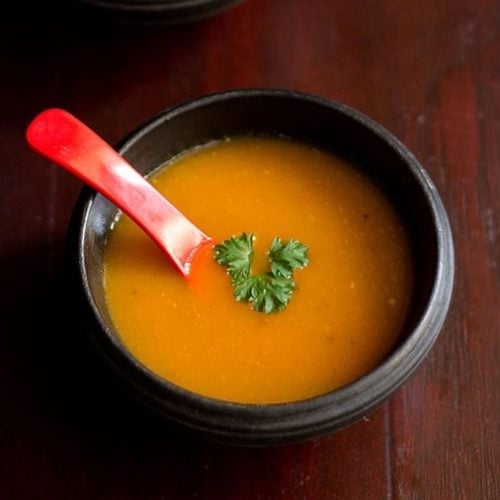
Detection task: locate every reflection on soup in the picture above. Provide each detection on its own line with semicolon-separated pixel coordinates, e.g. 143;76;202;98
103;137;413;404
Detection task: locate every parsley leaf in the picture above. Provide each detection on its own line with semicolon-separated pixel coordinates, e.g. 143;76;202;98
213;232;254;280
233;274;295;314
269;237;309;278
214;233;309;314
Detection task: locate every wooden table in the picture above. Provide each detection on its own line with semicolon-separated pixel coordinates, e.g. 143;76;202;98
1;0;498;498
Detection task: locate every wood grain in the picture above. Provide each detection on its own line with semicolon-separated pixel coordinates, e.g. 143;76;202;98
0;0;498;498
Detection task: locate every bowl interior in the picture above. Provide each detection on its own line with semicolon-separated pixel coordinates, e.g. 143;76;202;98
82;92;437;354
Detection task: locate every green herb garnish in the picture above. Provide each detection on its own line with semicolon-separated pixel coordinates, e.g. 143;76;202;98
214;233;309;314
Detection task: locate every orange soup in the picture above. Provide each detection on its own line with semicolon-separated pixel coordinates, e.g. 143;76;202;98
103;137;413;403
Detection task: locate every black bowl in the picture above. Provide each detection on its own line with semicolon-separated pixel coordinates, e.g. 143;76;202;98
70;89;454;445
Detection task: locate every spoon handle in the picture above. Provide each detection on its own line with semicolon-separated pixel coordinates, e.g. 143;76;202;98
26;108;211;277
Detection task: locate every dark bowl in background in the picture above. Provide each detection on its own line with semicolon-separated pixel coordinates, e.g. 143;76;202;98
77;0;244;24
69;89;454;446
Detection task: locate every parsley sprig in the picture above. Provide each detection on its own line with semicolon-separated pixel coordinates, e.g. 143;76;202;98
214;233;309;314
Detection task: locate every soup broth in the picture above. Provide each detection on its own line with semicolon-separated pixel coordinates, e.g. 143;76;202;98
103;137;413;403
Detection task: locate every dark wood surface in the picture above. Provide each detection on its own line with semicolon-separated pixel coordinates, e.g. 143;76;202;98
1;0;499;498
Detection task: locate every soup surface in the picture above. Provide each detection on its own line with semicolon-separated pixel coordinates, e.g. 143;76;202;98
104;137;413;403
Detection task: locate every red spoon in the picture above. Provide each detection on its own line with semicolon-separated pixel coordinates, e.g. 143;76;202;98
26;109;212;277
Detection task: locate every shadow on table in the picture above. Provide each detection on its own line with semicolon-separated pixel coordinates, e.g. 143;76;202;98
0;0;210;136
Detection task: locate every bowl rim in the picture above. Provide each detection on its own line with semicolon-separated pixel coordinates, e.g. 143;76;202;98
79;0;241;13
76;88;454;442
